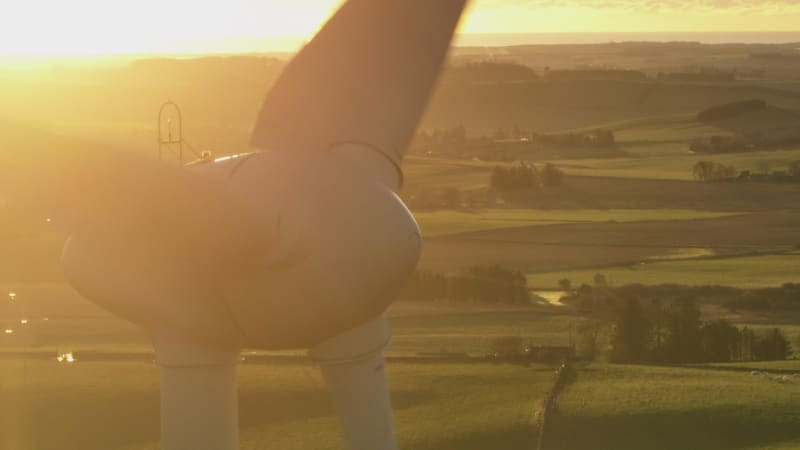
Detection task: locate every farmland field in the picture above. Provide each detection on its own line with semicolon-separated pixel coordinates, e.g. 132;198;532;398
388;309;578;355
0;359;553;450
420;211;800;274
549;363;800;450
526;253;800;289
557;148;800;181
415;209;741;237
700;360;800;371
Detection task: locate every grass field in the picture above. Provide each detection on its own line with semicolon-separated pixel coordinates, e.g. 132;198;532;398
549;363;800;450
527;253;800;289
557;148;800;181
0;359;553;450
414;209;741;237
403;157;499;195
389;310;578;355
1;301;579;358
699;360;800;371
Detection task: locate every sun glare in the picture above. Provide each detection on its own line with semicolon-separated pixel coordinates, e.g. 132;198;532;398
2;1;799;64
0;0;340;58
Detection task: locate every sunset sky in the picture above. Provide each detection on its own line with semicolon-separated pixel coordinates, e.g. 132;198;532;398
0;0;798;56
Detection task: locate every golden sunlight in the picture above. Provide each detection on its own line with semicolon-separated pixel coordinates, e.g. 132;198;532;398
2;0;799;59
0;0;340;56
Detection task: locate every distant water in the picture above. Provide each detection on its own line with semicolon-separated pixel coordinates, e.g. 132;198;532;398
455;32;800;47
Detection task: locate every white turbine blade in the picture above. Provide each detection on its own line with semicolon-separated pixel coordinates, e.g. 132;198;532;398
0;125;267;271
250;0;467;166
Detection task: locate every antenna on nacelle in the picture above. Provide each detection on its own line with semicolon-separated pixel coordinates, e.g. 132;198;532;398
158;101;183;163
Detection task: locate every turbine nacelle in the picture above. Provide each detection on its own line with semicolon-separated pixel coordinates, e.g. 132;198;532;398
62;144;421;356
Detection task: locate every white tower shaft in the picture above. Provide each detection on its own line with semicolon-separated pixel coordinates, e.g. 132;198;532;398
160;364;239;450
313;315;397;450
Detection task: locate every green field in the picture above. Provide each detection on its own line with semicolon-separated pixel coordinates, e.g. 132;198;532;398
403;156;498;195
549;363;800;450
0;359;553;450
699;360;800;371
0;303;579;358
415;209;741;237
389;310;578;355
557;148;800;181
527;253;800;289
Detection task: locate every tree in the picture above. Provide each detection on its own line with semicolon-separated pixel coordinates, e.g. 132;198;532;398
753;328;792;361
740;326;756;361
593;129;616;147
611;297;650;363
701;320;741;362
558;279;572;292
662;296;703;363
542;163;564;187
693;160;737;182
794;334;800;359
693;161;715;181
593;273;608;288
577;321;602;361
490;162;541;191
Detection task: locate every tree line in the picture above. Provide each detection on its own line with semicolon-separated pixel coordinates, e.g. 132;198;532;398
409;126;616;159
610;295;792;363
693;160;800;183
403;266;530;305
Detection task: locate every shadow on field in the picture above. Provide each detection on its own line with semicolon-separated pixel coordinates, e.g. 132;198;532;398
3;384;160;450
548;405;800;450
2;363;433;450
239;387;431;429
402;426;535;450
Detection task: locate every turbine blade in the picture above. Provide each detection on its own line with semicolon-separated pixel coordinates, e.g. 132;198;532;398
250;0;467;166
0;123;266;271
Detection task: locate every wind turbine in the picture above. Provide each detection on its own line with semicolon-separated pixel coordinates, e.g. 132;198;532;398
0;1;466;449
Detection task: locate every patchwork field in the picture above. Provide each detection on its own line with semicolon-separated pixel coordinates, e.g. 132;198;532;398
0;359;553;450
558;148;800;181
420;211;800;273
415;208;741;237
388;309;578;355
549;363;800;450
527;253;800;289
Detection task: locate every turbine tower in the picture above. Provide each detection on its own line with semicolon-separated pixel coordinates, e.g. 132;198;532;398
0;1;467;449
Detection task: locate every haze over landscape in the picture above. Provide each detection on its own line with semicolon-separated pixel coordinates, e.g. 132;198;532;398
2;1;800;450
2;0;800;57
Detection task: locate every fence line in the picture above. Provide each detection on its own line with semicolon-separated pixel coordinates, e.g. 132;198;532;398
536;360;573;450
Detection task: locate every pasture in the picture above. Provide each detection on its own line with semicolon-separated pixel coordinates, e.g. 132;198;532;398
414;208;741;237
0;358;553;450
549;363;800;450
557;148;800;181
420;210;800;274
